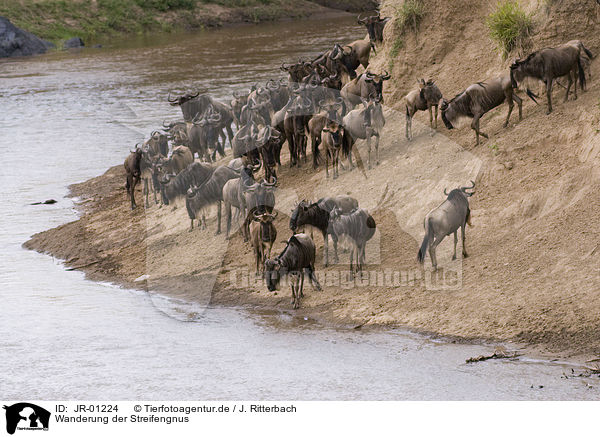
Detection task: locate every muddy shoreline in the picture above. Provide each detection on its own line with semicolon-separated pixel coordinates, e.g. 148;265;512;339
22;159;597;365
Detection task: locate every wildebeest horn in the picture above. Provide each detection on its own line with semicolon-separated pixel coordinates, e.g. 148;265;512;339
167;92;178;103
268;211;278;219
461;180;476;193
381;71;391;80
264;175;277;186
162;120;172;129
443;188;449;196
151;130;160;137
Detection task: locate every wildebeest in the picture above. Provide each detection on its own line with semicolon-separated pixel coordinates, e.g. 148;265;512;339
283;93;312;167
185;165;240;233
405;79;443;140
150;146;194;206
342;97;385;169
249;211;278;274
241;176;277;241
124;148;142;210
341;71;390;107
264;233;321;309
168;92;235;146
440;74;524;145
417;181;475;270
331;40;373;75
357;13;389;44
321;118;345;179
289;195;359;266
159;162;214;206
328;207;376;274
188;105;223;162
222;177;246;238
510;41;592;114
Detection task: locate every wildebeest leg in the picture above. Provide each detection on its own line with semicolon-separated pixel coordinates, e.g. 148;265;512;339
225;203;232;238
428;106;433;128
308;264;321;290
189;218;194;232
572;68;578;100
375;134;380;166
471;115;488;145
215;201;222;235
452;231;458;260
564;72;573;102
429;236;442;271
311;135;319;169
461;223;468;258
366;135;372;169
299;272;305;298
546;78;553;114
143;178;149;208
349;244;355;277
503;94;514;128
325;148;330;178
286;131;296;167
434;105;438;128
225;124;235;147
513;93;523;121
323;231;329;266
332;233;339;264
406;111;411;140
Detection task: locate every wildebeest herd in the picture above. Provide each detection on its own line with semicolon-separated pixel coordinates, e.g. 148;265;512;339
123;12;594;308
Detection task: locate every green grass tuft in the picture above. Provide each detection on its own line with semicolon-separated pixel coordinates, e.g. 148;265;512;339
486;0;533;59
394;0;424;35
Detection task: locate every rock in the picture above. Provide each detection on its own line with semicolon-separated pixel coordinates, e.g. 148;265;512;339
63;37;84;49
0;16;49;58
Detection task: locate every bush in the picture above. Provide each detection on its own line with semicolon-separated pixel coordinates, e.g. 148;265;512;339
486;0;533;58
394;0;425;35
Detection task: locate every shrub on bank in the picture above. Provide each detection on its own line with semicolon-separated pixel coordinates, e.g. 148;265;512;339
486;0;533;58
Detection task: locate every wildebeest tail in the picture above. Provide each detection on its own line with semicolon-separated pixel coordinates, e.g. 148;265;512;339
525;88;539;104
312;138;321;167
341;130;352;158
366;215;376;229
581;43;593;60
577;56;586;90
466;207;472;226
417;218;433;264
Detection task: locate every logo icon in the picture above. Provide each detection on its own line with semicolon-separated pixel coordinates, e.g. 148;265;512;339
3;403;50;435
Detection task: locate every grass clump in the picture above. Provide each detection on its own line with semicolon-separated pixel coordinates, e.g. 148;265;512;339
486;0;533;58
388;36;403;70
394;0;424;35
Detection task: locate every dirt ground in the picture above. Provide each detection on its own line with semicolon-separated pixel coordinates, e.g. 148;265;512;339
24;0;600;361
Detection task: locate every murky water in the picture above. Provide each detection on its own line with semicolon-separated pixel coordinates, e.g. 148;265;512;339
0;15;597;400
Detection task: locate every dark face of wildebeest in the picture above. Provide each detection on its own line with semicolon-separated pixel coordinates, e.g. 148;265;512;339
264;258;281;291
364;71;391;103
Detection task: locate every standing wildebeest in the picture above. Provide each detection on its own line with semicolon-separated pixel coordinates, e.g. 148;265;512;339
405;79;443;140
342;97;385;169
417;181;475;271
341;71;390;107
289;195;359;266
358;13;390;45
241;176;277;242
510;41;592;114
124;148;142;210
440;74;524;146
168;92;234;147
222;177;246;238
321;119;345;179
328;207;376;274
188;106;223;162
185;165;240;233
331;40;373;75
249;211;278;274
264;233;322;309
159;162;214;206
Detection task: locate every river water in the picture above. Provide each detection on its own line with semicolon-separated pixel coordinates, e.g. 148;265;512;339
0;15;596;400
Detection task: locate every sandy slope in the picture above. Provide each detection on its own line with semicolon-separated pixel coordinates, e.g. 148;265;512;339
25;0;600;359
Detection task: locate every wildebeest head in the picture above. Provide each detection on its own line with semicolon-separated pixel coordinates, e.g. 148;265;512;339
323;120;344;148
419;78;443;106
264;258;282;291
443;180;476;198
167;91;200;107
289;200;313;232
439;98;454;129
364;71;391;103
254;210;278;242
358;13;389;43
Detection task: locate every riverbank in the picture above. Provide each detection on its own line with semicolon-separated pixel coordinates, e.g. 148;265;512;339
22;0;600;363
0;0;372;46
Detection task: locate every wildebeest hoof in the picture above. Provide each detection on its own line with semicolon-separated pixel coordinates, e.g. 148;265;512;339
502;122;508;128
546;110;552;115
463;252;469;258
215;231;221;236
452;255;457;260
